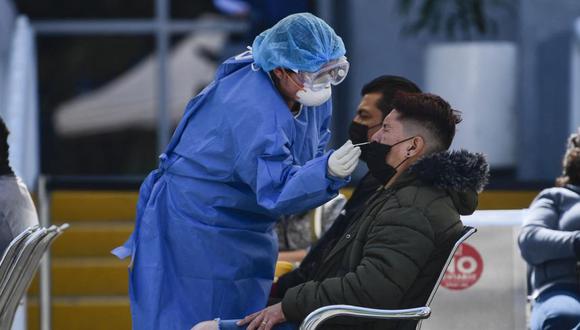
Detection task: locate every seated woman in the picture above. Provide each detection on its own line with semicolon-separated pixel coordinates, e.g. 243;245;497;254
0;116;39;255
518;129;580;330
193;92;489;330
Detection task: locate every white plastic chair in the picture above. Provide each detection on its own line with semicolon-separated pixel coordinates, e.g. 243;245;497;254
299;226;477;330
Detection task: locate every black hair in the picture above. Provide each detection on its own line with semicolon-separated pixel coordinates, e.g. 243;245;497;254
361;75;422;119
0;116;12;175
393;92;462;152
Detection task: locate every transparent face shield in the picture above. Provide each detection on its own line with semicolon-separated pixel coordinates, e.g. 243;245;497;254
291;56;350;91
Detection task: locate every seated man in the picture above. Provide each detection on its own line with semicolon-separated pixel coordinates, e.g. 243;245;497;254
195;92;488;330
276;75;422;270
0;116;39;254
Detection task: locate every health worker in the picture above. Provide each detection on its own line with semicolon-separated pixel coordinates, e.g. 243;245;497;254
112;12;360;330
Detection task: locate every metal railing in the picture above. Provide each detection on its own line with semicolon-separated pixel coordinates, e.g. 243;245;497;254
36;175;143;330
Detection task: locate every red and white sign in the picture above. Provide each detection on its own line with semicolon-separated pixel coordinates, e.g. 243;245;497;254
441;243;483;290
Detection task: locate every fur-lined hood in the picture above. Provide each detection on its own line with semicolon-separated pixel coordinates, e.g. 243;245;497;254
409;149;489;193
404;149;489;215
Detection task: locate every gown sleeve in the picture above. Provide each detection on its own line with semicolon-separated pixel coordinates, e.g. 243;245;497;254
233;104;348;217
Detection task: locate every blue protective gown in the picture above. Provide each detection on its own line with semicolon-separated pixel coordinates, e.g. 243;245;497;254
113;52;348;329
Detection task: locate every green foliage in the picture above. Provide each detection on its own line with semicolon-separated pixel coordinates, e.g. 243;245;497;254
397;0;516;40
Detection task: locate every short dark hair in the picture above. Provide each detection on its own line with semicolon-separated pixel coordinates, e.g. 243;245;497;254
556;131;580;186
361;75;422;119
392;92;462;152
0;116;9;166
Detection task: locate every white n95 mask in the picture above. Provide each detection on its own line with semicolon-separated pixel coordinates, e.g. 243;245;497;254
296;86;332;107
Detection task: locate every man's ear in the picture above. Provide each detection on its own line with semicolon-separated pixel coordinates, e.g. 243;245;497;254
407;136;425;157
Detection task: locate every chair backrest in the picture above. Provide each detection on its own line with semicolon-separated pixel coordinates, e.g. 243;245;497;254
412;225;476;330
424;225;477;308
0;225;39;289
0;227;46;307
299;225;477;330
0;224;69;329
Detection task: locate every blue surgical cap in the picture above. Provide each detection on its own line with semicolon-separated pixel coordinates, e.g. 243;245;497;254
251;13;346;73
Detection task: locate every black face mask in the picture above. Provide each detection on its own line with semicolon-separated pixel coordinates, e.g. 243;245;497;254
365;137;414;183
348;121;381;162
348;121;369;145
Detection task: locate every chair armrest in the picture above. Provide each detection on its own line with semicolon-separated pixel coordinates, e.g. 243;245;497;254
299;305;431;330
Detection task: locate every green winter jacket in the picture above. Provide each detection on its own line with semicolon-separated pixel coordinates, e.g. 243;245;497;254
281;150;489;330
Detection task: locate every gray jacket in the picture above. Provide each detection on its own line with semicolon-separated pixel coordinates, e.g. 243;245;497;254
518;185;580;296
0;175;39;254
